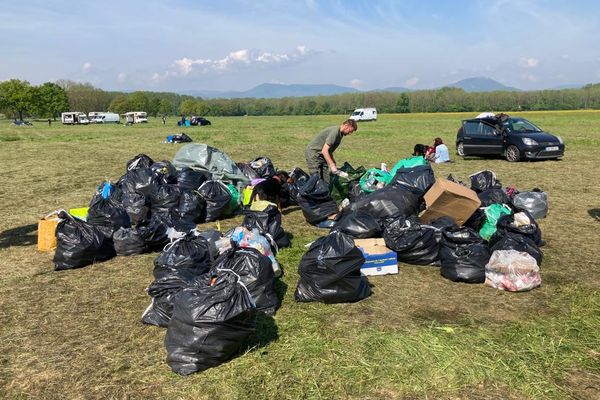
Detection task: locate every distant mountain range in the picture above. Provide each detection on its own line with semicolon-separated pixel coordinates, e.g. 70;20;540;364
181;78;585;99
447;77;521;92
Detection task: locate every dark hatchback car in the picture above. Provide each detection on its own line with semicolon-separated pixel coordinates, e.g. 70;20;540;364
190;116;211;126
456;114;565;161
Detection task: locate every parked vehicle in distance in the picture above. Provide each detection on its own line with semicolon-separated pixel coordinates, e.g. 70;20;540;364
91;112;120;124
456;113;565;162
190;116;211;126
124;111;148;124
349;108;377;121
61;112;90;125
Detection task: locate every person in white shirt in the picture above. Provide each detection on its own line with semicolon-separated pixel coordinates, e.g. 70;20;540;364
433;137;451;163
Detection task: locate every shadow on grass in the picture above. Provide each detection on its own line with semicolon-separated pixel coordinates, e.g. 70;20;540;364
0;223;37;249
282;206;301;216
588;208;600;222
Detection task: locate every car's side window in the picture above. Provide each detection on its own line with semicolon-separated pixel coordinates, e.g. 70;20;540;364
479;123;496;136
464;121;479;135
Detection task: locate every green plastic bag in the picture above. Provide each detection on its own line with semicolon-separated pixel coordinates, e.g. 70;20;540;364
359;168;392;193
225;183;241;215
480;204;512;241
389;156;427;176
330;162;367;201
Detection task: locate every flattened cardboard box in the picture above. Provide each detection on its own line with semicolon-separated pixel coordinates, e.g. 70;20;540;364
355;238;399;276
419;178;481;225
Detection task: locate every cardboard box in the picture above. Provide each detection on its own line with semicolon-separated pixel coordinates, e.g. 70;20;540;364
38;214;60;251
419;179;481;225
355;238;398;276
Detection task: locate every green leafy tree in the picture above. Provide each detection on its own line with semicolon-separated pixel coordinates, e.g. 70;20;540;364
158;99;174;116
0;79;34;120
34;82;69;119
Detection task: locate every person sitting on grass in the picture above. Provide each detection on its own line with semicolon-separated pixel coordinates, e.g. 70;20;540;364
432;137;450;163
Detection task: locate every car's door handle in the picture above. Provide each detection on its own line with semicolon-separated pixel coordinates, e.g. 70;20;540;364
463;136;472;139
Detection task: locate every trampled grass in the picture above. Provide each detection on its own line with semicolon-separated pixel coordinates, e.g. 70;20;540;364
0;111;599;399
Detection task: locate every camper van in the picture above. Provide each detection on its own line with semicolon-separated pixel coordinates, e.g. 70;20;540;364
61;112;90;125
349;108;377;121
124;111;148;124
91;112;120;124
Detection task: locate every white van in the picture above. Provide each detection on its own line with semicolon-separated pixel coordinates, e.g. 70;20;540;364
124;111;148;124
350;108;377;121
61;112;90;125
91;112;120;124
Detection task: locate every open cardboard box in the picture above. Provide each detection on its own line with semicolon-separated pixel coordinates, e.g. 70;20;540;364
355;238;398;276
419;178;481;225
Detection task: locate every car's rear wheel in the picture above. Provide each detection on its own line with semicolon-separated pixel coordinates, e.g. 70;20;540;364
506;145;521;162
457;142;465;157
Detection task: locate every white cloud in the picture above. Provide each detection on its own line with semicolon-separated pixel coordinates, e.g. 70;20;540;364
117;72;126;82
82;62;92;72
404;77;419;87
519;57;539;68
169;45;317;77
349;79;363;89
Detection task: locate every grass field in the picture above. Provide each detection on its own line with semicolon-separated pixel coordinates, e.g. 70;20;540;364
0;111;599;399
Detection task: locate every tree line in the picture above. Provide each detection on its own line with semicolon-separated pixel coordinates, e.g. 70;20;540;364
2;78;600;120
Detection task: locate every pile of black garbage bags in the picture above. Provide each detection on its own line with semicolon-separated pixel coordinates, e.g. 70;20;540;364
290;165;546;291
53;153;263;270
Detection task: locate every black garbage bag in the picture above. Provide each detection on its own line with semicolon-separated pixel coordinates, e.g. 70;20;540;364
126;153;154;171
158;212;197;234
464;208;486;231
117;167;160;196
331;209;382;239
141;267;201;327
197;229;223;261
489;210;542;247
178;190;206;223
295;231;371;303
113;226;148;256
346;184;421;222
197;180;232;222
296;173;338;225
165;271;256;375
237;162;260;180
491;232;543;265
439;226;490;283
53;212;115;270
389;165;435;195
478;188;512;207
241;205;291;250
87;194;131;237
512;189;548;220
176;167;209;191
210;247;279;316
249;157;276;178
347;181;364;202
383;215;440;265
330;162;367;202
137;215;170;251
290;167;309;185
151;160;178;184
469;170;502;193
121;191;149;225
150;184;181;216
153;231;213;277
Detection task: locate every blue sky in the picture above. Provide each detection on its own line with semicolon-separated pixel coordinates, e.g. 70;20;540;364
1;0;599;92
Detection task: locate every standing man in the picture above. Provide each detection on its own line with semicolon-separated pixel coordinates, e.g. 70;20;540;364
305;119;357;183
48;118;51;127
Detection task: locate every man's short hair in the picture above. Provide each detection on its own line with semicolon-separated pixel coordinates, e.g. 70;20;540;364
342;119;358;130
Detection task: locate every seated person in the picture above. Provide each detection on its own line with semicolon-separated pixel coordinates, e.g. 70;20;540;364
432;138;450;163
413;143;436;162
